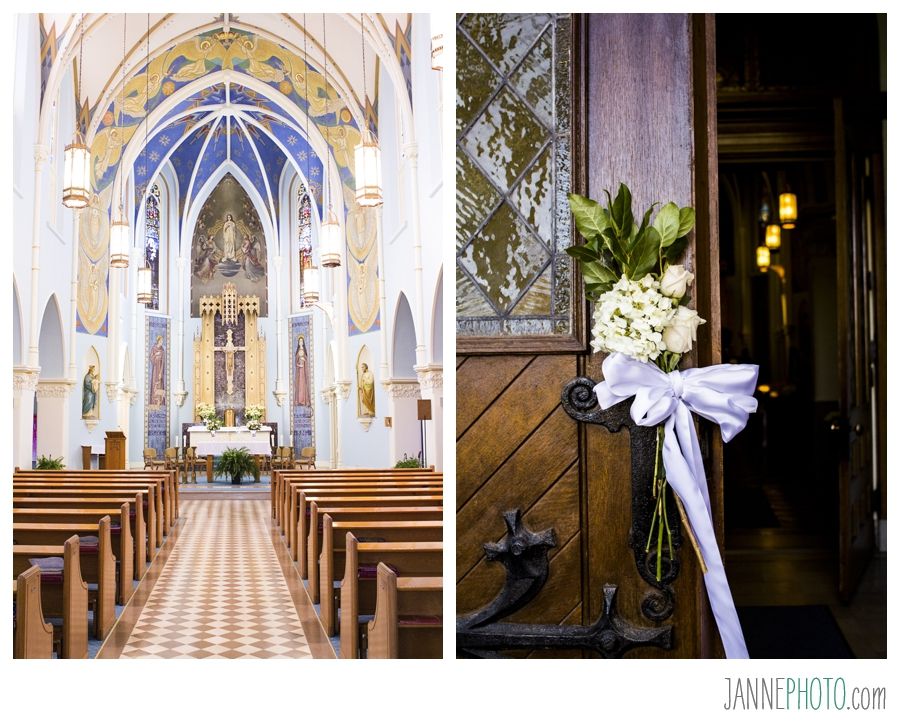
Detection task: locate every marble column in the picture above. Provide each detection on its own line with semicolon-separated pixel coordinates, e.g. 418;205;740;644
35;378;76;466
404;143;428;368
415;364;443;471
13;367;40;468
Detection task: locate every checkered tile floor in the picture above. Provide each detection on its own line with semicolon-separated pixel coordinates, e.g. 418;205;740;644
118;499;313;658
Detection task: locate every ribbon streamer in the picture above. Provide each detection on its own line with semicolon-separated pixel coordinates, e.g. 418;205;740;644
594;352;759;658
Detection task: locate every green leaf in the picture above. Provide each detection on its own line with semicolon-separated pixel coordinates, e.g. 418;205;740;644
677;207;696;238
678;292;692;307
565;245;603;263
568;193;610;241
664;234;690;262
601;227;629;272
608;183;634;240
631;203;658;250
580;261;618;285
629;227;662;279
585;281;615;300
652;202;681;248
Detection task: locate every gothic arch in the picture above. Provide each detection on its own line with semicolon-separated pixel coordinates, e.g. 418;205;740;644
37;294;66;378
13;276;24;366
391;292;417;379
430;268;443;365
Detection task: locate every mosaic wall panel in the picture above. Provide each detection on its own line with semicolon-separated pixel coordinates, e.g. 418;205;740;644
144;315;170;456
76;190;111;336
456;14;575;340
290;315;315;457
345;186;381;335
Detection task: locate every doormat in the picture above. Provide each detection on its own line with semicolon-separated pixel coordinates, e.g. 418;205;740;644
737;605;855;658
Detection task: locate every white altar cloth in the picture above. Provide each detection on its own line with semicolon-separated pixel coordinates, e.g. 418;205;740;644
188;426;273;456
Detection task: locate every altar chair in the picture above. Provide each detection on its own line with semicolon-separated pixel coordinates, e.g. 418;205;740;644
271;446;294;470
182;447;204;484
296;446;316;470
163;447;180;481
143;448;165;470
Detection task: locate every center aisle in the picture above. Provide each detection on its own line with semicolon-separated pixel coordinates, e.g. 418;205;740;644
109;498;320;658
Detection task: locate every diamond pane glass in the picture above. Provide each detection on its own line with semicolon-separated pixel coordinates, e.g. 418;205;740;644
461;87;547;194
457;14;573;340
459;202;549;314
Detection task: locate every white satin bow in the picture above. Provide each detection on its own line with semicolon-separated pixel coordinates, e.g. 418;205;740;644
594;352;759;659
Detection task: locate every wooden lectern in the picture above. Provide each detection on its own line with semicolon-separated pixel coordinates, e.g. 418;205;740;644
104;430;127;470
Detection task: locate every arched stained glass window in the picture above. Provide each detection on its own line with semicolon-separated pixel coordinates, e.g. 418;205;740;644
298;181;313;306
145;183;161;310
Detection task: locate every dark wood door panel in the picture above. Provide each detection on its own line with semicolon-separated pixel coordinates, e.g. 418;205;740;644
456;355;533;435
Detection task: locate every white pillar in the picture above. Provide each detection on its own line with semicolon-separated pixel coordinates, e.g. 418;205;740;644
416;365;443;471
35;379;76;465
13;368;40;469
383;379;422;466
68;208;81;381
174;255;187;407
27;144;50;368
404;143;428;367
376;206;389;381
273;254;287;407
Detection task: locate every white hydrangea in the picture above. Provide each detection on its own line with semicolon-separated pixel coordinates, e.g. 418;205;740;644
590;274;676;362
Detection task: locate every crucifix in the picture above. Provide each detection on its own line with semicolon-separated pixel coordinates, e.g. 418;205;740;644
214;328;245;395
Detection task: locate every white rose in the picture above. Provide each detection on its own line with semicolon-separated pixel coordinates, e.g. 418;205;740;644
659;265;694;299
662;306;705;354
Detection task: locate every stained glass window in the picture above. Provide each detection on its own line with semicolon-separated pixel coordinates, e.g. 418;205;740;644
144;183;161;310
298;182;313;306
456;14;576;344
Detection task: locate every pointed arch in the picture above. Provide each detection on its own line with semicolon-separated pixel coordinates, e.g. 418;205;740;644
37;294;66;378
13;276;24;366
430;267;443;365
391;292;417;378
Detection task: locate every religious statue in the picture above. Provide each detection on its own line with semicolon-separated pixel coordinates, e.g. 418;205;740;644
222;213;237;261
148;335;166;407
357;362;376;418
82;364;100;419
224;328;237;395
293;335;311;407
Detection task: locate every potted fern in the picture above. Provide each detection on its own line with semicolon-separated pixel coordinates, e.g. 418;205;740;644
394;454;421;469
35;455;65;470
215;447;259;485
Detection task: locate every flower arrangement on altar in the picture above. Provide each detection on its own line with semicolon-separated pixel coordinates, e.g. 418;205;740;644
567;183;760;659
244;404;265;431
197;402;222;432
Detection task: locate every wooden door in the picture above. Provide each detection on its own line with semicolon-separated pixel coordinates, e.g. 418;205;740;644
833;97;881;600
456;14;721;657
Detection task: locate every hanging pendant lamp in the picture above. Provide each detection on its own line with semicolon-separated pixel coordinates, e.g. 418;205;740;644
319;13;343;267
354;14;383;208
302;265;320;305
62;14;91;209
110;13;130;268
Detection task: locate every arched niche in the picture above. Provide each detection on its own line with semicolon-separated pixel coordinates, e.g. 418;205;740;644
80;346;102;422
392;293;417;378
37;295;65;378
356;345;376;420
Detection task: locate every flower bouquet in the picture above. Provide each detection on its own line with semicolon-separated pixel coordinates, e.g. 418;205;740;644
244;404;265;431
567;183;759;658
197;402;222;432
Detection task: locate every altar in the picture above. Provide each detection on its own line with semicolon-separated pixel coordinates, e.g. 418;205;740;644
187;425;272;482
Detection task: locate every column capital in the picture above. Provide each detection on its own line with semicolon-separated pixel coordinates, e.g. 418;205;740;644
36;378;76;399
414;364;443;393
335;380;352;401
14;366;41;393
381;378;422;400
402;142;419;163
34;144;51;169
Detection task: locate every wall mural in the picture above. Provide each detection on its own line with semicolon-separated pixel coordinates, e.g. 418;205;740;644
76;190;110;336
290;314;315;458
144;315;170;456
191;174;268;317
345;186;380;334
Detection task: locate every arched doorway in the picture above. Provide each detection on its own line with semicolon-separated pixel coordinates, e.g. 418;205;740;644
390;293;420;465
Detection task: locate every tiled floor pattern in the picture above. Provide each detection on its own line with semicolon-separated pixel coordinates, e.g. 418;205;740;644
118;499;313;658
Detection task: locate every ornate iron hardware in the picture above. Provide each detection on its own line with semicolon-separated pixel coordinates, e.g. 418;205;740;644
457;510;672;658
561;377;682;622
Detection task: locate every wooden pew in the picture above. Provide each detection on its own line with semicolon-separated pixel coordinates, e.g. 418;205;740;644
284;477;442;552
296;492;443;574
13;487;157;560
271;467;438;521
316;515;443;631
12;518;116;640
340;534;443;659
13;536;88;659
367;563;442;659
14;505;133;605
13;468;178;523
13;495;146;579
278;471;442;531
307;502;442;597
14;566;54;658
13;475;170;545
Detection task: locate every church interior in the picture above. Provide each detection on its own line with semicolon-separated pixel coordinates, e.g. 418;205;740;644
12;12;444;659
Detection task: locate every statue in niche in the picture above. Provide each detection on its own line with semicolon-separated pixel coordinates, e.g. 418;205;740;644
222;213;238;261
357;362;376;418
293;335;311;407
148;335;166;407
82;365;100;419
224;329;237;396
